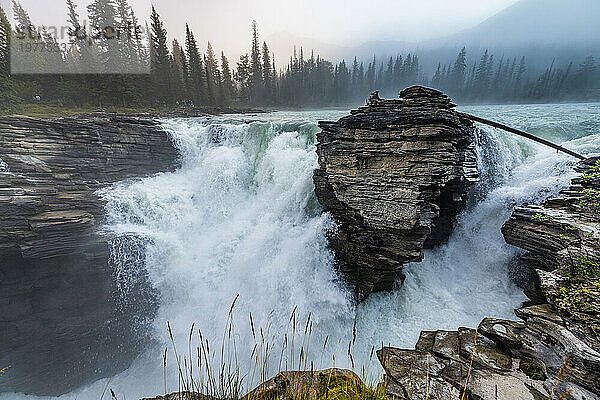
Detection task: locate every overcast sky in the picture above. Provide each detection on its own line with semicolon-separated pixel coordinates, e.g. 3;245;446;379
3;0;520;58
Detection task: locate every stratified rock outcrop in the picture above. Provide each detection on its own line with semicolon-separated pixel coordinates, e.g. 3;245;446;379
502;157;600;354
378;303;600;400
377;158;600;400
314;86;478;299
0;114;178;395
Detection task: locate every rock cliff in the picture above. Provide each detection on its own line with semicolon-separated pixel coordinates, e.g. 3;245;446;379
378;158;600;400
378;303;600;400
313;86;478;299
0;114;178;395
502;157;600;355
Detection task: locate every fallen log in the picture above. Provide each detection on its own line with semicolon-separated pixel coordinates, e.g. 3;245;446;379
458;112;586;160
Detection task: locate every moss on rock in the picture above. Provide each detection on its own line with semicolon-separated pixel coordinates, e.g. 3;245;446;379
519;358;547;381
316;372;387;400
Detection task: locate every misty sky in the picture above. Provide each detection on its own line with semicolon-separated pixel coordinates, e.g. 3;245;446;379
3;0;520;57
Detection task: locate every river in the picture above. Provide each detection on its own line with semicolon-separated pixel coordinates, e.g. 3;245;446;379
3;102;600;399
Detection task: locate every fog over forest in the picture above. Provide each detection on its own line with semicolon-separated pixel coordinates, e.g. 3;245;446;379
0;0;598;110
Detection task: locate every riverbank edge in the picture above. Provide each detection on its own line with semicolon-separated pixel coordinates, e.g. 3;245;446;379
0;105;269;118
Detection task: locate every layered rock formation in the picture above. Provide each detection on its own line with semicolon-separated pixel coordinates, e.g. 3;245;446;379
502;157;600;355
313;86;478;299
378;158;600;400
0;114;178;395
378;303;600;400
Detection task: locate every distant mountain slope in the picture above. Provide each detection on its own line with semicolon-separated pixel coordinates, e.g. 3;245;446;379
268;0;598;71
445;0;600;46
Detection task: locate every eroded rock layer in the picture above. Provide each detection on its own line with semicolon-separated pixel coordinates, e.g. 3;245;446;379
377;158;600;400
378;304;600;400
313;86;478;299
0;114;178;395
502;157;600;354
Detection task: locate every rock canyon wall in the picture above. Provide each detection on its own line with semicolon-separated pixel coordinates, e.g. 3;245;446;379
0;114;178;395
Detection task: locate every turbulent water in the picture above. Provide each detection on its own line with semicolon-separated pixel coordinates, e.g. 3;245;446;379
0;157;9;174
4;103;600;400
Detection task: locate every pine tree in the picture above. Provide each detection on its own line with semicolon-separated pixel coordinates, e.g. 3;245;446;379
431;63;442;89
149;6;171;103
384;57;394;94
64;0;83;73
0;4;9;70
66;0;81;42
129;7;148;69
172;39;187;99
492;55;505;98
351;56;360;92
474;50;491;97
393;55;403;89
513;56;526;98
271;53;277;103
11;0;47;75
115;0;136;69
0;4;14;107
185;24;206;105
249;20;262;103
12;0;35;36
236;53;251;103
409;55;419;83
366;56;376;89
335;59;350;103
87;0;120;72
450;47;467;94
376;62;384;90
574;55;597;94
205;42;220;105
220;51;234;105
262;41;272;104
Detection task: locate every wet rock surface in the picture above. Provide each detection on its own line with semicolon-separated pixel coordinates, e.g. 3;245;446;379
379;303;600;400
379;158;600;400
313;86;479;299
0;114;178;395
502;157;600;354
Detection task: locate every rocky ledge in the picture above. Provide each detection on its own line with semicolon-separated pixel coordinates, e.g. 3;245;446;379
0;114;178;395
502;157;600;354
313;86;478;299
378;158;600;400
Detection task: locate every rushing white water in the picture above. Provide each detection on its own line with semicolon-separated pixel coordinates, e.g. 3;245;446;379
3;103;599;400
0;157;9;174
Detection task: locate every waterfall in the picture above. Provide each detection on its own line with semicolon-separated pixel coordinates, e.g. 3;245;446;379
6;103;599;400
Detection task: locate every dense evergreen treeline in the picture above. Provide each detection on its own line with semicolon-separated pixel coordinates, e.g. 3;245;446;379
0;0;599;112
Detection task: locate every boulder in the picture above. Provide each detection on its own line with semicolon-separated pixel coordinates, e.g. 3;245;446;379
378;304;599;400
245;368;364;400
313;86;478;299
141;369;368;400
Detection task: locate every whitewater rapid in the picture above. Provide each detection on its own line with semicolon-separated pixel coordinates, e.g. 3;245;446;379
0;157;9;174
4;103;599;400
